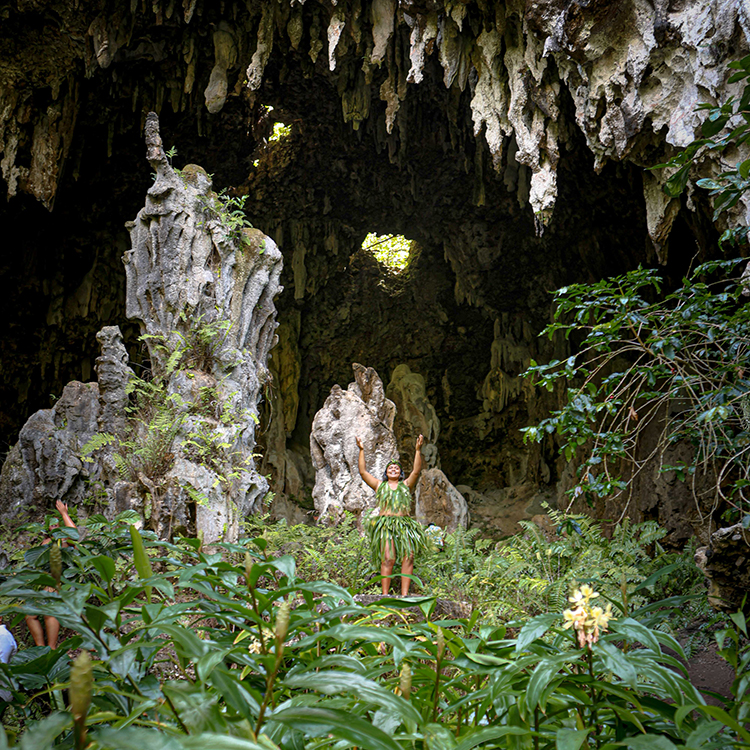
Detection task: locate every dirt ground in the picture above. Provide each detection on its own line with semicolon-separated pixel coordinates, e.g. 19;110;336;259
685;641;735;704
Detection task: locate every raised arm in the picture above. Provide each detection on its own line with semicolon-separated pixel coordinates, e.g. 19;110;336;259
405;434;425;491
356;437;380;491
55;500;77;529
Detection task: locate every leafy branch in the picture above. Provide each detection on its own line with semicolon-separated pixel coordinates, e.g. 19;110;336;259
522;259;750;526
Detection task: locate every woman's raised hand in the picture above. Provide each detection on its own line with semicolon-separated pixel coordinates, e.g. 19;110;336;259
416;434;424;451
356;436;364;450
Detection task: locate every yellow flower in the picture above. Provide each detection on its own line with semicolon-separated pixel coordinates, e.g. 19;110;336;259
580;583;598;601
563;588;614;649
562;606;586;630
589;603;613;631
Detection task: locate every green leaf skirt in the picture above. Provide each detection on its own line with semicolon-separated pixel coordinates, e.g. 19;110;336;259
365;514;428;569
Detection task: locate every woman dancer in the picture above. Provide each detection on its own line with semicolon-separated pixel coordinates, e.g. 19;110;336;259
356;434;427;596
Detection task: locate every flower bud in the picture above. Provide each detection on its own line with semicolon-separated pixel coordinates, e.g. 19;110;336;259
70;650;93;721
399;663;412;700
436;627;445;662
244;552;253;587
49;543;62;588
275;601;290;645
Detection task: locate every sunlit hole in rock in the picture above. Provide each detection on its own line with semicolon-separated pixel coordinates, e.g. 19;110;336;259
362;233;412;272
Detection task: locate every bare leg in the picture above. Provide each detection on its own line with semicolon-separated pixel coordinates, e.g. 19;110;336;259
25;616;46;647
381;538;396;595
45;616;60;650
401;557;414;596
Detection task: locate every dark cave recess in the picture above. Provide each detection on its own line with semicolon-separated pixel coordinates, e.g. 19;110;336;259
0;15;715;502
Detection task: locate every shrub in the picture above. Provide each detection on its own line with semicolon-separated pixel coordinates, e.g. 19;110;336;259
1;514;748;750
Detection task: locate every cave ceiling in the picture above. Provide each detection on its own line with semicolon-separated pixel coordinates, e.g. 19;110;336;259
0;0;742;535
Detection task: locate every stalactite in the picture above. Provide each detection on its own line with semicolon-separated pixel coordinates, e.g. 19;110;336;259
287;8;303;50
327;10;346;71
369;0;395;66
204;22;238;113
183;0;197;24
246;3;274;90
308;10;324;64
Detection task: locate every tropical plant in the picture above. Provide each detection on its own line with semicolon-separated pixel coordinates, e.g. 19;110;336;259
1;515;748;750
522;259;750;527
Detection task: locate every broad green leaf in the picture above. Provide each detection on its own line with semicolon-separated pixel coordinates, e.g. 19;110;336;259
620;736;677;750
181;736;280;750
730;610;748;636
608;618;662;653
93;726;183;750
89;554;117;584
526;651;582;711
593;641;637;687
514;613;561;653
268;555;296;581
270;706;401;750
209;667;260;719
158;624;211;659
556;728;590;750
162;682;226;733
196;649;229;682
455;726;530;750
691;704;750;743
19;712;73;750
424;723;457;750
684;720;724;748
283;671;421;725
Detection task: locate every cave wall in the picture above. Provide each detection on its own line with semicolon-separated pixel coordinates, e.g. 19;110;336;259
0;0;742;539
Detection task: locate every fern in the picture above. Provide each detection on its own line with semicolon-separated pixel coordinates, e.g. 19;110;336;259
80;433;116;463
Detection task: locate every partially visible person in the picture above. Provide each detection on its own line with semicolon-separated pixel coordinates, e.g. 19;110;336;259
25;500;76;650
0;614;17;702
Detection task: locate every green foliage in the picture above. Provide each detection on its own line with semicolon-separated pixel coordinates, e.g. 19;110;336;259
241;513;371;591
144;311;235;374
416;508;673;622
245;511;682;628
522;260;750;523
362;232;412;271
653;55;750;247
198;190;256;250
481;510;668;618
114;374;183;484
1;514;748;750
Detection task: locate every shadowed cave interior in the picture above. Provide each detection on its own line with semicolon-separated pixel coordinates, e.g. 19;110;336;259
0;3;719;539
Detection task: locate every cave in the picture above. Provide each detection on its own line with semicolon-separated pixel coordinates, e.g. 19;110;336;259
0;0;739;542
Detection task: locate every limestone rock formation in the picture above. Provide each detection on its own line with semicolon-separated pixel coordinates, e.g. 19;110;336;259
0;115;282;544
386;364;440;469
122;112;283;542
310;364;398;522
0;326;132;521
312;363;469;532
95;326;134;436
415;468;468;533
695;524;750;613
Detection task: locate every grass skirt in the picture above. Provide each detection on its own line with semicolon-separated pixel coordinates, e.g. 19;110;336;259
365;514;428;569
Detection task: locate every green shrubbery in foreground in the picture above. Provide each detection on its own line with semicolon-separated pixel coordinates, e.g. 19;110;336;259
0;512;748;750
